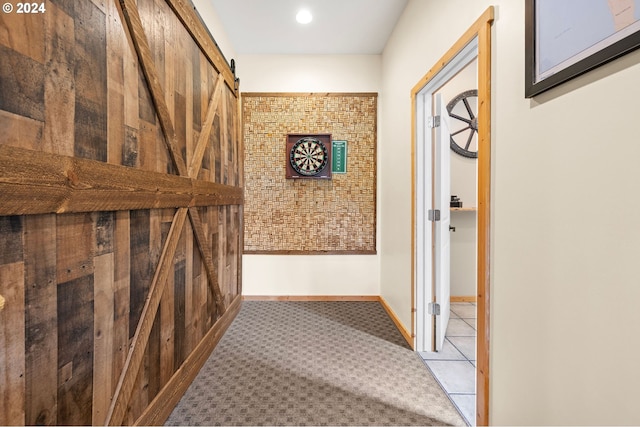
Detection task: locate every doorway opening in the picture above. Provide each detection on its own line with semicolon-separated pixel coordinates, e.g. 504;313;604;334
410;7;493;426
414;39;477;354
415;49;478;424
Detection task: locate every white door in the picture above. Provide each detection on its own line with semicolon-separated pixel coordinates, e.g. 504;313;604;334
433;94;451;351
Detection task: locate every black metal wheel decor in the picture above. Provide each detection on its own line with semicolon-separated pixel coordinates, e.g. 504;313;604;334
447;89;478;159
289;137;329;176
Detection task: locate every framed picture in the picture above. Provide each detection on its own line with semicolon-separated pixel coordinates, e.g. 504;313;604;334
525;0;640;98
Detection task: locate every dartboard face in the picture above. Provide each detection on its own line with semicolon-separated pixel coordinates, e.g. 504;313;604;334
289;137;329;176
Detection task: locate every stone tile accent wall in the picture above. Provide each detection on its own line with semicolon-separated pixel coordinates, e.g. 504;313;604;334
242;93;377;254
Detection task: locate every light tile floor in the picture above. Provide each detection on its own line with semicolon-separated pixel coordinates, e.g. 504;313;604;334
419;302;476;426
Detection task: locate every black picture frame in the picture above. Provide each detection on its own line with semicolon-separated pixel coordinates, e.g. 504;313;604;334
525;0;640;98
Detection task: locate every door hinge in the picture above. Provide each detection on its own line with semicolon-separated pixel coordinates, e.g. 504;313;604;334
428;302;441;315
427;115;441;128
428;209;441;221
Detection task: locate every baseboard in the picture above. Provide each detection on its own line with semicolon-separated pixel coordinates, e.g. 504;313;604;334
377;296;414;350
242;295;379;302
451;295;477;303
134;295;242;426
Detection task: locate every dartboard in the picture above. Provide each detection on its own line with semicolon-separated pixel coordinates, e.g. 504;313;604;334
289;137;329;176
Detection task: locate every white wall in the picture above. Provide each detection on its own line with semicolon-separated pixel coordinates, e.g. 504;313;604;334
238;54;382;296
381;0;640;425
235;54;381;93
192;0;237;63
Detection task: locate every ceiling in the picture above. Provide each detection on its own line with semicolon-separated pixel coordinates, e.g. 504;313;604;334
208;0;409;55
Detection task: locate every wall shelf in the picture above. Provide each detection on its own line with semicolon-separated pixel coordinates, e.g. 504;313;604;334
450;207;477;212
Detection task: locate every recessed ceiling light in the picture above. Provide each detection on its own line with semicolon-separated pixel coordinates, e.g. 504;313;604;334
296;9;312;24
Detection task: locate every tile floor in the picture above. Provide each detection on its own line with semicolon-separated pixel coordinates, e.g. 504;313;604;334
419;302;476;426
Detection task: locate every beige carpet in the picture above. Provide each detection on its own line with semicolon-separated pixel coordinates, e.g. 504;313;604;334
166;301;465;426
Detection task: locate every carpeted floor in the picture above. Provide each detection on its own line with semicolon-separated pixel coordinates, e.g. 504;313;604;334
166;301;465;426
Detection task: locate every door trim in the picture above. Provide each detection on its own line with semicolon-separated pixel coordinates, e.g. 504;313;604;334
410;7;494;426
413;38;478;354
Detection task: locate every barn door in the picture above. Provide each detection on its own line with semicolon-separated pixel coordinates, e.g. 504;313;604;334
0;0;243;425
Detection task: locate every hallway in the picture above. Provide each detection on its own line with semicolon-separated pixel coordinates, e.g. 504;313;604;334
165;301;465;426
